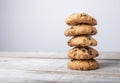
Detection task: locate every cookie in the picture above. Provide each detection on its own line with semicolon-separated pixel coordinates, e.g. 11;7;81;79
67;59;99;70
68;36;97;47
64;25;97;36
68;46;99;59
65;13;97;26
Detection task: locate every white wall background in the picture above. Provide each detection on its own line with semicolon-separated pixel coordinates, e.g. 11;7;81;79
0;0;120;52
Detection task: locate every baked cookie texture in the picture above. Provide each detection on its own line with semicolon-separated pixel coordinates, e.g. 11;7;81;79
68;36;97;47
68;47;99;60
64;25;97;36
64;13;99;70
65;13;97;26
67;59;99;70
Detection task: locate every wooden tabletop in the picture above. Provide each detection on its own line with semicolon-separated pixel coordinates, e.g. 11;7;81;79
0;52;120;83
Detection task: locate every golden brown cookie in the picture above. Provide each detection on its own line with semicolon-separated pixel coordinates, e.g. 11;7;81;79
67;59;99;70
68;46;99;59
64;25;97;36
68;36;97;47
65;13;97;26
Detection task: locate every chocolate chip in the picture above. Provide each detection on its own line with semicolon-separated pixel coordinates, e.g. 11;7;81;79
96;54;98;56
91;18;95;22
67;23;71;25
71;59;75;62
83;14;87;16
82;49;86;52
73;53;77;57
81;13;87;16
82;14;88;18
85;47;89;50
90;42;93;45
67;41;70;44
87;37;91;40
74;49;77;51
70;27;73;29
89;50;92;55
91;30;95;34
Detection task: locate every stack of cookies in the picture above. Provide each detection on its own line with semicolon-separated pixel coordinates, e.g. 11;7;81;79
64;13;99;70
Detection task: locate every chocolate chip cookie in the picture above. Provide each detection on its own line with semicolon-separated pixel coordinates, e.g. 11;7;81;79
64;24;97;36
65;13;99;71
68;36;97;47
65;13;97;26
67;59;99;70
68;46;99;59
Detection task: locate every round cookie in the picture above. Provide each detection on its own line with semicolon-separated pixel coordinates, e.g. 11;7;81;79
68;36;97;47
64;25;97;36
67;59;99;70
65;13;97;26
68;46;99;59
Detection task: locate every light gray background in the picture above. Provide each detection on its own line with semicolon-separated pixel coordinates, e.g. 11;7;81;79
0;0;120;52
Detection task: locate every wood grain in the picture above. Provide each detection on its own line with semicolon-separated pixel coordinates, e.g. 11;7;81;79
0;52;120;83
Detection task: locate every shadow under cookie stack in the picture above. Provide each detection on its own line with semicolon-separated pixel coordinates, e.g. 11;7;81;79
64;13;99;70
